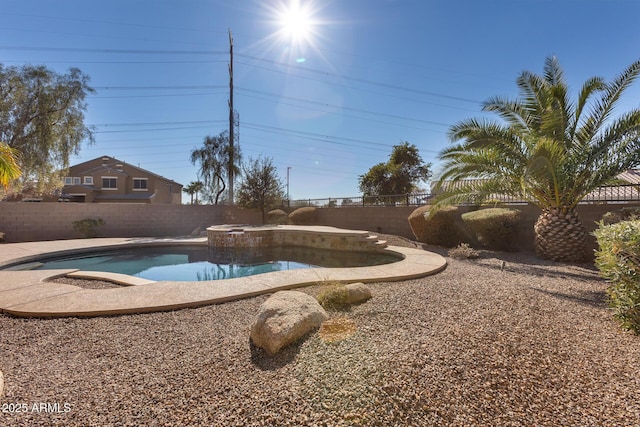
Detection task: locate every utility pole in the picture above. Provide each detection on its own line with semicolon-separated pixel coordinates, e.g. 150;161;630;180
287;166;291;207
228;28;235;204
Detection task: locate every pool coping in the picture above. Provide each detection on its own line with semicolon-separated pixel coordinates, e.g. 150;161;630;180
0;229;447;318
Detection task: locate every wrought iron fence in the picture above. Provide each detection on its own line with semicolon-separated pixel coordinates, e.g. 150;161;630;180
283;184;640;208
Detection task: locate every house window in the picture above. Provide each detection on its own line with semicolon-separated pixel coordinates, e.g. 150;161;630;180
64;177;73;185
73;177;81;185
133;178;148;191
83;176;93;185
102;177;117;189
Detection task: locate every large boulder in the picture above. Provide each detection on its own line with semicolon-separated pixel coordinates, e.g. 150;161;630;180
345;283;372;304
251;291;329;355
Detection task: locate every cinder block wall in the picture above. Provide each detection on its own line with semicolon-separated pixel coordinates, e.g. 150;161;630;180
1;202;638;249
316;206;417;239
316;203;640;255
0;203;262;242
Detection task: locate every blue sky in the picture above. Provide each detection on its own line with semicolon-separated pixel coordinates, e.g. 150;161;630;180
2;0;639;203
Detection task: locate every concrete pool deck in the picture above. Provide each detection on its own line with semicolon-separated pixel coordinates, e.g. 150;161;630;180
0;230;447;318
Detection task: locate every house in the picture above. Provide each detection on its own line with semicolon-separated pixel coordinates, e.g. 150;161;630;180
61;156;182;204
617;169;640;185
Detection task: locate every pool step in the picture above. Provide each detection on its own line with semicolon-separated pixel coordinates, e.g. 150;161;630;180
374;240;388;248
362;234;388;250
67;270;155;286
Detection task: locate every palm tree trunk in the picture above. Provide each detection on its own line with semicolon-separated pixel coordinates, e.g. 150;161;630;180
534;207;587;262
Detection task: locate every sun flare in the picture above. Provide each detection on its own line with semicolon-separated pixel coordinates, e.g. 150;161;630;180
276;0;317;45
281;4;312;38
256;0;331;66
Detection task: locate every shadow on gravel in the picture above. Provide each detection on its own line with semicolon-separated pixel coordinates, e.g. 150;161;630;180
473;252;601;282
249;336;306;370
493;262;599;282
419;244;449;257
531;287;608;309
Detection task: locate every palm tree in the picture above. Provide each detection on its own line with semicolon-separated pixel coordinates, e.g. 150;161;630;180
183;181;204;204
0;142;22;189
435;57;640;262
191;180;204;204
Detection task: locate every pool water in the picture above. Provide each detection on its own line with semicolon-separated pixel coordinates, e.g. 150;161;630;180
25;245;400;282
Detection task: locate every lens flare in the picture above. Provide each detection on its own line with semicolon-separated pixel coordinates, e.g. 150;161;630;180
279;1;314;41
251;0;334;67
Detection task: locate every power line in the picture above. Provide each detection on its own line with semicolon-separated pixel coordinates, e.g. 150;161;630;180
236;53;482;104
2;60;229;65
237;87;450;128
2;13;228;35
241;122;441;154
90;120;226;127
93;124;224;134
91;92;226;99
0;45;226;55
92;85;227;91
87;118;440;155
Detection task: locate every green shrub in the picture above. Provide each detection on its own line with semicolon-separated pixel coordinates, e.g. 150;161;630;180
408;205;468;248
316;282;349;311
289;206;318;225
461;208;521;251
266;209;289;225
72;218;105;238
594;220;640;334
448;243;480;260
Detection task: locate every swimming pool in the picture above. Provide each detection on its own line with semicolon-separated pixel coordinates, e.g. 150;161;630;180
17;245;401;282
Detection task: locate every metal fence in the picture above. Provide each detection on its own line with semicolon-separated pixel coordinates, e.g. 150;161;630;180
283;184;640;208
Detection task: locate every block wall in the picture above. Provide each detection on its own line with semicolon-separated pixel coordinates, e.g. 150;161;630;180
1;202;638;251
0;203;261;242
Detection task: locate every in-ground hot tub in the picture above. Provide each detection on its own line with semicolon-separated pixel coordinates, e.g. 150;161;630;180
207;224;390;251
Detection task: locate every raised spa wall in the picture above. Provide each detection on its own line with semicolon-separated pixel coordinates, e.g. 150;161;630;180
207;225;387;252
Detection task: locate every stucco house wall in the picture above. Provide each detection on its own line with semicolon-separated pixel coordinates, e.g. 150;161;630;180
62;156;182;204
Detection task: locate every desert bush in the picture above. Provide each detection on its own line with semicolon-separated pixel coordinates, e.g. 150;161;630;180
72;218;105;238
289;206;318;225
594;220;640;334
448;243;480;260
601;207;640;225
266;209;289;225
316;282;349;311
461;208;521;251
408;205;468;248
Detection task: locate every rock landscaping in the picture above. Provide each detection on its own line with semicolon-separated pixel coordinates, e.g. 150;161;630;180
250;291;328;355
0;235;638;426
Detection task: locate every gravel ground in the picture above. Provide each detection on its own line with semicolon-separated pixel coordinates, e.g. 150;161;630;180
1;237;639;426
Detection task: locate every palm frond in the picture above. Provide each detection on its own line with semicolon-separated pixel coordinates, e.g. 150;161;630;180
577;60;640;146
439;56;640;211
432;177;527;207
0;143;22;188
543;56;565;86
482;96;529;130
572;76;606;144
